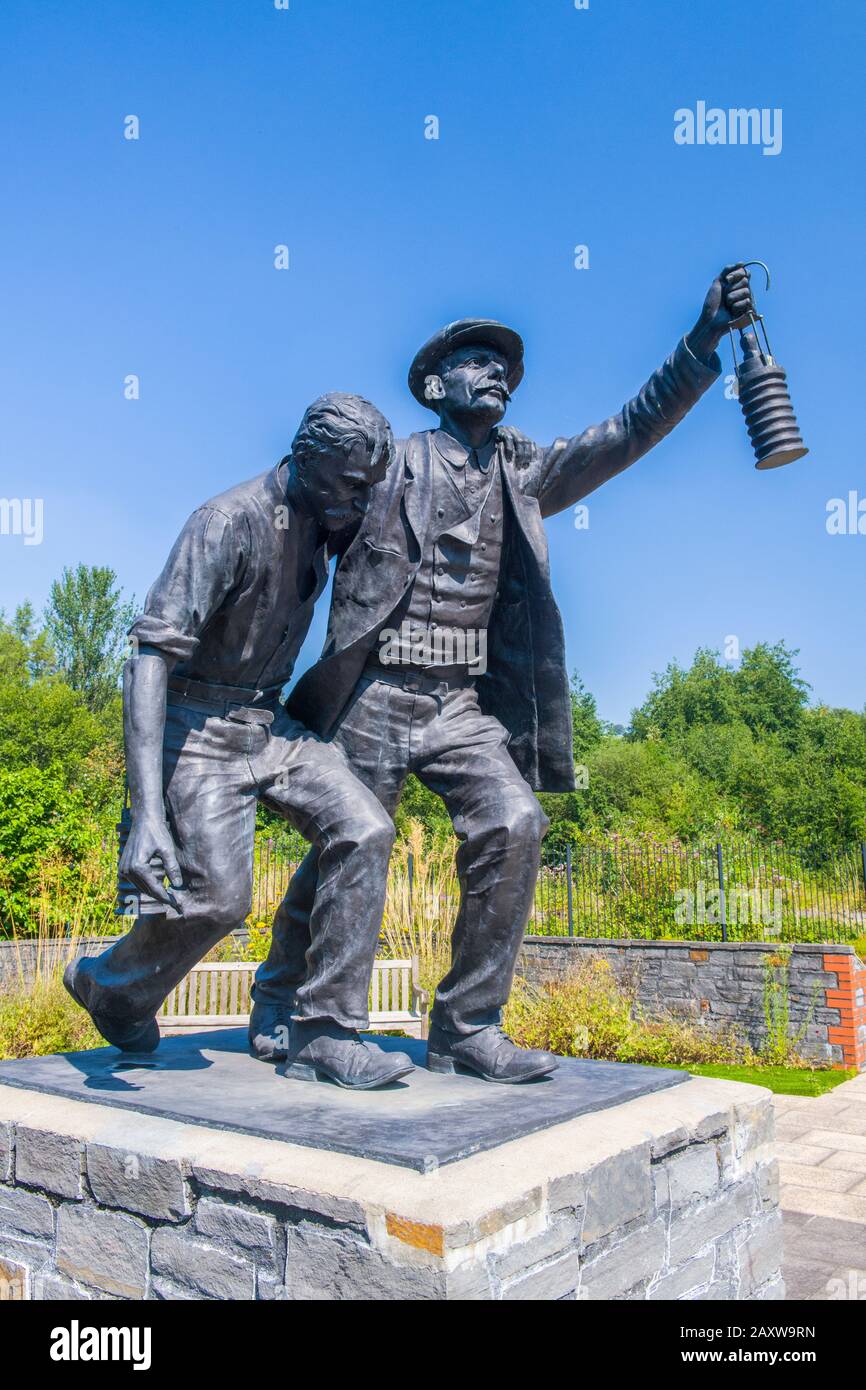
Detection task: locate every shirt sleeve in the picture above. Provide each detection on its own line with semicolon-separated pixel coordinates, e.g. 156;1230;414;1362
128;506;246;661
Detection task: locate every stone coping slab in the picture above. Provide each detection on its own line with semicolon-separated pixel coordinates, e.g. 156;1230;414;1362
0;1031;686;1173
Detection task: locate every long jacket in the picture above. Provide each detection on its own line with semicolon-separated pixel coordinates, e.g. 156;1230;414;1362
288;338;720;790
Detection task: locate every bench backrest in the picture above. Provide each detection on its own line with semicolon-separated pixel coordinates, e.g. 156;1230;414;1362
159;962;256;1022
369;959;413;1016
159;958;418;1022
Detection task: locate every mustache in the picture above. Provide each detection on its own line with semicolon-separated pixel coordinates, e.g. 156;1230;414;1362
474;381;511;403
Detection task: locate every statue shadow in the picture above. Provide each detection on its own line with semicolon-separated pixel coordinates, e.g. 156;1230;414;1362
71;1027;234;1094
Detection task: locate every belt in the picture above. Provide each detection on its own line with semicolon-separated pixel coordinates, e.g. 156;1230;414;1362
167;675;284;715
362;662;474;696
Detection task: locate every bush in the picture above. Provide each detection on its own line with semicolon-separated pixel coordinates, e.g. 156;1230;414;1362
0;975;105;1059
503;959;756;1067
0;767;118;936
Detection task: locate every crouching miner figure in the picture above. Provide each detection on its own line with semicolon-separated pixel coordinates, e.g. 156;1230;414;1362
65;394;420;1091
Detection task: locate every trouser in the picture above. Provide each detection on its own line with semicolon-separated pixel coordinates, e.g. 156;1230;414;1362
74;693;395;1026
254;675;549;1035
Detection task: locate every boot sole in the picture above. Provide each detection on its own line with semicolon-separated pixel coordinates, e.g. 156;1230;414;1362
427;1052;559;1084
63;963;160;1054
283;1059;415;1091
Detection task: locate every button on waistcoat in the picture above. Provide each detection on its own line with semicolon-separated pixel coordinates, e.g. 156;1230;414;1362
403;449;504;638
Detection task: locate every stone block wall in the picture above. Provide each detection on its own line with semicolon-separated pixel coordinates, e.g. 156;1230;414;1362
0;1074;782;1301
520;938;866;1070
0;937;115;989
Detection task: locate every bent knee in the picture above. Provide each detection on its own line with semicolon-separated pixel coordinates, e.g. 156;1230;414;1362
497;795;549;849
353;802;396;856
181;882;252;934
324;794;395;860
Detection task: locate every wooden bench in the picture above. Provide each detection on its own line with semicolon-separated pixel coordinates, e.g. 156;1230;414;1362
159;962;256;1033
368;958;429;1039
158;958;429;1039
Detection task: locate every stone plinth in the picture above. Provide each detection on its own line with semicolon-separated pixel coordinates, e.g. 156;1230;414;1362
0;1036;783;1301
0;1031;687;1173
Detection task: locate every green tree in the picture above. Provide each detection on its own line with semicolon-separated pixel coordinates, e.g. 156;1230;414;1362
43;565;135;712
733;642;810;741
630;648;738;743
570;672;605;761
0;593;123;806
582;737;725;840
631;642;809;748
0;604;54;683
776;707;866;846
0;766;113;932
394;775;451;841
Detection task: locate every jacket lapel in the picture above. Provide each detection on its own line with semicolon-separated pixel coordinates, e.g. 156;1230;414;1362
499;454;552;587
325;434;430;651
402;433;434;553
289;429;574;787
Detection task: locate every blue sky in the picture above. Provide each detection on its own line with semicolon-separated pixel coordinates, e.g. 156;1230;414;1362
1;0;863;723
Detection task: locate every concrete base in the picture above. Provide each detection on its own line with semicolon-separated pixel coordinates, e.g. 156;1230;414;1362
0;1051;784;1300
0;1031;687;1173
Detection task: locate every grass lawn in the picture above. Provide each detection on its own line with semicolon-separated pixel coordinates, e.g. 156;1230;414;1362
665;1061;857;1096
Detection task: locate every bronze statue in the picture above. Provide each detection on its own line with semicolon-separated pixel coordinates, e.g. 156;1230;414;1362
66;265;757;1091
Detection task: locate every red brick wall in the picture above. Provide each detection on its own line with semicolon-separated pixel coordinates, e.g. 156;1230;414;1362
824;951;866;1070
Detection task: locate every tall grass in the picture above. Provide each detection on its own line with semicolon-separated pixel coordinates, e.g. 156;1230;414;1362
1;840;119;942
503;959;757;1066
0;823;834;1066
0;915;105;1060
0;974;105;1059
379;821;456;999
0;848;117;1059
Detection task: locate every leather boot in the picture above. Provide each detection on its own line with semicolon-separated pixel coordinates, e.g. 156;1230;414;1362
248;995;295;1063
284;1019;414;1090
63;960;160;1054
426;1023;558;1083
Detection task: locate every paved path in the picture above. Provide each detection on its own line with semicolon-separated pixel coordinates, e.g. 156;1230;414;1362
774;1072;866;1299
